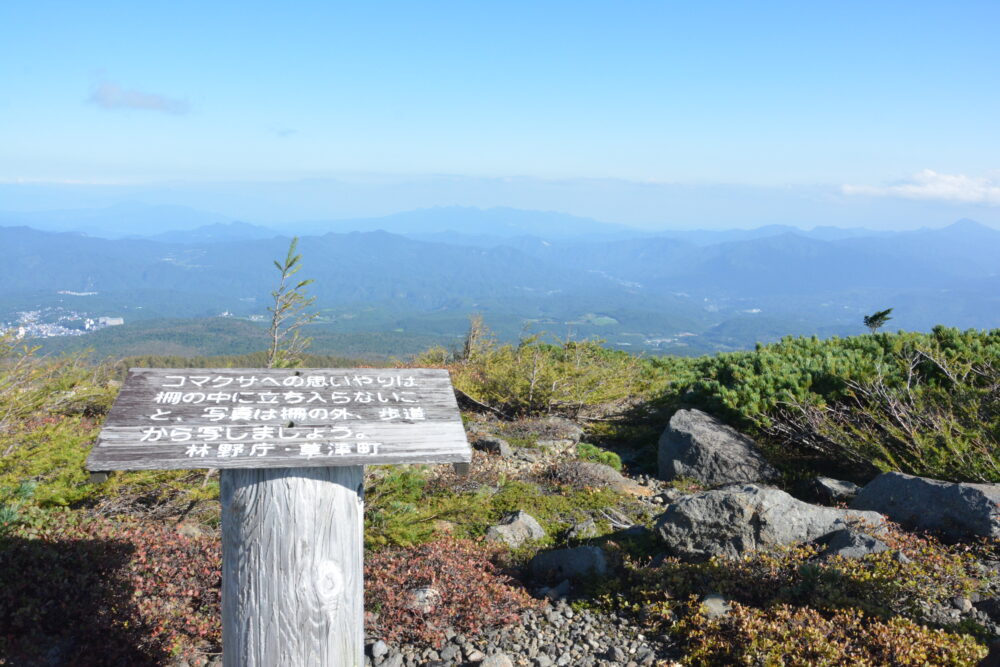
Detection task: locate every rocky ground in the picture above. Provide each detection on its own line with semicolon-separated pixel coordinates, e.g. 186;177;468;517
177;408;1000;666
359;415;681;667
364;599;679;667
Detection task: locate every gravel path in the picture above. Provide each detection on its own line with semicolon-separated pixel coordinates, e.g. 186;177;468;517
365;599;681;667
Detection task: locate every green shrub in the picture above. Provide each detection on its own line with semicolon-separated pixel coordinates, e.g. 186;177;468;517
647;327;1000;482
0;334;116;434
445;321;659;416
0;413;223;519
678;602;986;666
0;416;100;507
621;523;992;665
365;466;436;548
640;524;988;625
576;442;623;470
365;467;629;549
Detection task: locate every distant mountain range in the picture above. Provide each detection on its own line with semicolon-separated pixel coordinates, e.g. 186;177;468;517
0;203;232;238
2;207;999;357
0;204;629;240
0;202;899;243
142;221;285;244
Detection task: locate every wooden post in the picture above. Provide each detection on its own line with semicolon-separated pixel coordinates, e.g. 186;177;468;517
87;368;470;666
220;466;364;667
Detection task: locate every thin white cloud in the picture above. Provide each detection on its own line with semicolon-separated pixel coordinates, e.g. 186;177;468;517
843;170;1000;205
88;80;189;115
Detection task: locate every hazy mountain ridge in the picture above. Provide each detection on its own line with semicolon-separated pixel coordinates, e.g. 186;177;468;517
0;203;910;244
3;212;1000;355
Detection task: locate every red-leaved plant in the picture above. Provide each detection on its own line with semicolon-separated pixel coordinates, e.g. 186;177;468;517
365;538;541;647
0;512;221;665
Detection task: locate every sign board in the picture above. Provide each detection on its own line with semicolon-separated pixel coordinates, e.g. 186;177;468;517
87;368;471;471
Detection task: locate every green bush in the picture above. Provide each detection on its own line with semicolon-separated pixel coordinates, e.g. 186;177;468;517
623;523;992;665
647;327;1000;482
0;334;116;433
640;524;988;624
439;321;659;416
576;442;623;470
365;467;629;549
678;602;986;666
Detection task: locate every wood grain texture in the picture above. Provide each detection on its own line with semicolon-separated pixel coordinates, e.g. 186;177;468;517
221;466;363;667
87;368;470;471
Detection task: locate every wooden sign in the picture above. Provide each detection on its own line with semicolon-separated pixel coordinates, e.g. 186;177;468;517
88;366;472;666
87;367;471;471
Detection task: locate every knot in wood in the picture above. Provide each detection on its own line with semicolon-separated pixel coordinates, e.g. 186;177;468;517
316;559;345;613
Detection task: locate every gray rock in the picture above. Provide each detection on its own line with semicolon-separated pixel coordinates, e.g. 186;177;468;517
440;645;460;661
605;647;627;663
636;647;656;665
851;472;1000;539
466;650;487;662
515;448;544;463
952;596;974;613
620;524;651;538
486;510;546;547
655;484;884;561
537;439;576;450
652;488;684;506
549;461;641;494
816;528;888;559
370;640;389;659
540;416;585;443
540;579;571;601
657;409;778;486
404;586;441;613
566;518;599;539
701;593;731;619
810;476;861;504
475;436;514;458
975;596;1000;623
480;655;514;667
531;545;608;580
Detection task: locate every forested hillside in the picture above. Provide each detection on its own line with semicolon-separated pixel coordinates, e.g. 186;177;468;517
6;218;1000;354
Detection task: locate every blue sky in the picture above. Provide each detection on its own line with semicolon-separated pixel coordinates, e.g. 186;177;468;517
1;1;998;227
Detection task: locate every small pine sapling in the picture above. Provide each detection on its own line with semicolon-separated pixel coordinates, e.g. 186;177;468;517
266;237;317;368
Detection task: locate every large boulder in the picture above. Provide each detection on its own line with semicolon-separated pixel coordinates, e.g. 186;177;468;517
658;409;778;486
485;510;545;547
851;472;1000;539
655;484;884;561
